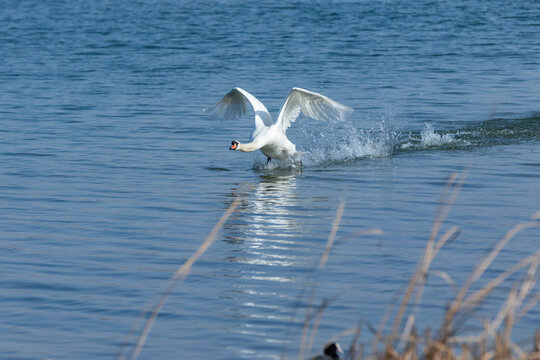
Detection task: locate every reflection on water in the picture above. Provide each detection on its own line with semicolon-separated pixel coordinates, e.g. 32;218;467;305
220;171;322;356
224;171;303;268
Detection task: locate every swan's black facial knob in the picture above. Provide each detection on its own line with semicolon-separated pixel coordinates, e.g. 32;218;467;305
230;140;239;150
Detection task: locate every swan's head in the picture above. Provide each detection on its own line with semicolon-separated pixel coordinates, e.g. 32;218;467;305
229;140;239;150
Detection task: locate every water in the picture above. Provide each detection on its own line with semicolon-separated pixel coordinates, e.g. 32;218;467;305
1;0;539;359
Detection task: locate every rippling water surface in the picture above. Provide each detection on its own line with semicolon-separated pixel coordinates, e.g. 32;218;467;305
1;1;539;359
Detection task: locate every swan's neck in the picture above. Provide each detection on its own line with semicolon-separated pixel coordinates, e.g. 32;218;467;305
238;139;263;152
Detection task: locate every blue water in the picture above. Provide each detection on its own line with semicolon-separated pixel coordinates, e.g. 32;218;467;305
1;1;539;359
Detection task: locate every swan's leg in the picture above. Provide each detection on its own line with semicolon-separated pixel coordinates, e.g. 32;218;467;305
266;157;271;164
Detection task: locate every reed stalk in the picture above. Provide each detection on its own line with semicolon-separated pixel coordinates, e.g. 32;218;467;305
119;197;242;360
305;173;539;360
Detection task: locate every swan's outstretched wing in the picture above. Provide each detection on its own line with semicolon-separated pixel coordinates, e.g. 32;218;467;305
276;87;353;132
206;87;273;130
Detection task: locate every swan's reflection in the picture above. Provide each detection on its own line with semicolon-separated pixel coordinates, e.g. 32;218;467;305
220;171;309;356
224;170;304;268
219;171;333;358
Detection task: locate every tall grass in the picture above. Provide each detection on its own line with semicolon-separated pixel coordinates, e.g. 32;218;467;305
116;197;243;360
118;172;539;360
301;173;540;360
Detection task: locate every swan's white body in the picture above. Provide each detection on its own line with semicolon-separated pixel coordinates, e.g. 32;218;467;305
207;87;353;161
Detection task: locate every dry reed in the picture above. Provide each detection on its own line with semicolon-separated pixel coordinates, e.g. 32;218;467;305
302;173;540;360
298;200;383;359
117;172;539;360
117;196;243;360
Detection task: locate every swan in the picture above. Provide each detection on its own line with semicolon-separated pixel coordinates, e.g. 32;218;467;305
206;87;353;163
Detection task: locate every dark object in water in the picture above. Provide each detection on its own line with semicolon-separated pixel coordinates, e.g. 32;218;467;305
308;342;342;360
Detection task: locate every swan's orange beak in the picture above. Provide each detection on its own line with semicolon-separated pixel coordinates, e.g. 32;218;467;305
229;142;238;150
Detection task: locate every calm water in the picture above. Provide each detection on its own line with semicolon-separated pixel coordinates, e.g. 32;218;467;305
1;1;539;359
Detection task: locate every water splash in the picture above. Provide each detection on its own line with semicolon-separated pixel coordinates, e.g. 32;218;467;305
420;123;457;146
252;157;303;172
252;113;540;169
294;114;397;167
398;114;540;153
399;123;463;151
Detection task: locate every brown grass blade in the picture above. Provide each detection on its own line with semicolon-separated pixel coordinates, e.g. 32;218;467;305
388;172;466;350
299;200;345;360
443;219;540;336
459;249;540;320
128;196;243;360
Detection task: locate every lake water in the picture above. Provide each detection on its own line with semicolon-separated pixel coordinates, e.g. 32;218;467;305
1;1;539;359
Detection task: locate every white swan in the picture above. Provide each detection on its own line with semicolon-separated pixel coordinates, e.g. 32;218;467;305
207;87;353;163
